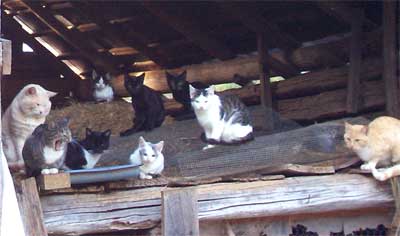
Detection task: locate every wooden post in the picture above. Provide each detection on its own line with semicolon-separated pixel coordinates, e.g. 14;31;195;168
162;188;199;236
20;178;48;236
346;9;364;114
383;1;400;118
257;33;275;131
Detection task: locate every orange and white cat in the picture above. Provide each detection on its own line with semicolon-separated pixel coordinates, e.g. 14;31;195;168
344;116;400;181
2;84;57;171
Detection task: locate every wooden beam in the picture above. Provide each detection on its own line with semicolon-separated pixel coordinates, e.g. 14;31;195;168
41;174;393;235
383;1;400;118
19;0;118;73
162;188;199;236
20;178;48;236
3;15;80;81
317;2;377;30
218;2;300;50
257;34;275;131
70;1;171;68
346;9;364;113
142;2;235;60
390;177;400;236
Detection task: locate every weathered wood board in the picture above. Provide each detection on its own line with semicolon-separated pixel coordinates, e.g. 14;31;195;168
41;174;393;235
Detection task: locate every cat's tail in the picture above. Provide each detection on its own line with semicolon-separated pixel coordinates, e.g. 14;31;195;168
200;132;254;146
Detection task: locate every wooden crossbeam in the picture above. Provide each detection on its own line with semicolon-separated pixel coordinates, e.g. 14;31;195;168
258;34;275;131
317;2;377;30
19;0;118;73
142;2;235;61
3;15;80;81
218;2;300;50
70;1;171;68
162;188;199;236
346;9;364;114
20;178;48;236
383;1;400;118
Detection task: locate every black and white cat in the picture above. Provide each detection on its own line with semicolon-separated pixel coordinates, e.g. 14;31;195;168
22;118;72;177
129;136;164;179
190;85;253;149
65;128;111;169
92;70;114;102
120;73;165;136
166;70;208;113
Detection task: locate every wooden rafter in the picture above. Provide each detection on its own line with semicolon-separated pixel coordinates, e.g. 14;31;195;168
346;9;363;114
317;2;377;30
3;14;80;81
142;2;235;61
70;1;171;68
218;2;300;78
218;2;300;50
19;0;118;73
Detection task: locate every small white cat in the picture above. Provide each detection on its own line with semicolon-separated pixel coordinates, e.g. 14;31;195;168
92;70;114;102
2;84;57;170
129;136;164;179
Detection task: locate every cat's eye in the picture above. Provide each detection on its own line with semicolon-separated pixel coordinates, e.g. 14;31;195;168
152;154;155;157
354;139;361;142
36;103;40;106
143;153;147;156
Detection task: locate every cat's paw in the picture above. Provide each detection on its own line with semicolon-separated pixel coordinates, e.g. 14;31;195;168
49;168;59;174
41;169;51;175
139;172;153;180
360;163;373;171
372;169;389;181
202;144;215;150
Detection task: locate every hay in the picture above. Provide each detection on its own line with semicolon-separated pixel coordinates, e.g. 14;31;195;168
47;100;134;139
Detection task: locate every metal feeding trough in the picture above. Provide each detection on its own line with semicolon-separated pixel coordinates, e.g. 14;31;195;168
65;164;141;184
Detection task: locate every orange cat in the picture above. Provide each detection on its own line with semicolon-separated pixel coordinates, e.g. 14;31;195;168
344;116;400;181
2;84;57;171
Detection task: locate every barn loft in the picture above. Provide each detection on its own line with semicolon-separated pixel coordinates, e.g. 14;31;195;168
1;0;400;236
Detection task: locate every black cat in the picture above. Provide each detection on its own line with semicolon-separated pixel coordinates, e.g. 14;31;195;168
65;128;111;169
120;73;165;136
166;70;208;120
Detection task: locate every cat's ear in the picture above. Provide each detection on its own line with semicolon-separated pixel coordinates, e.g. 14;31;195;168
155;141;164;152
46;90;57;98
165;71;173;79
104;73;112;81
86;128;93;137
92;70;98;79
360;125;368;134
189;84;196;99
48;120;56;130
178;70;187;80
206;86;215;95
138;136;146;148
26;86;37;96
137;73;145;84
60;117;71;127
344;122;351;130
103;129;111;137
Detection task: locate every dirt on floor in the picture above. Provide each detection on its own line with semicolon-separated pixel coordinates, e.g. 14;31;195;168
47;100;301;176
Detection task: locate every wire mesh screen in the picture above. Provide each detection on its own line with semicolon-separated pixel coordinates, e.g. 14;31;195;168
172;116;368;179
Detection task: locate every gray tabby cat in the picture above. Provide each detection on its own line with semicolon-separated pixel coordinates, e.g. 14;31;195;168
22;118;72;177
189;85;253;149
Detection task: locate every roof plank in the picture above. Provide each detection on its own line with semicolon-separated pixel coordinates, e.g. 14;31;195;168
142;2;235;61
218;2;300;50
70;1;171;68
19;0;118;73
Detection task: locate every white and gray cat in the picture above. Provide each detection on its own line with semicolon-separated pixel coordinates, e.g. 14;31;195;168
189;85;253;149
2;84;57;171
22;118;72;177
129;136;164;179
92;70;114;102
